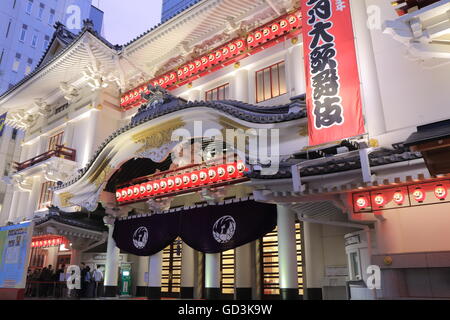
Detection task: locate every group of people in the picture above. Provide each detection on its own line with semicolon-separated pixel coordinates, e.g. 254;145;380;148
26;264;66;297
26;263;104;299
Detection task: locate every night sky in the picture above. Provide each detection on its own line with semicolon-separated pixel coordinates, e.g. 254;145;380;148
95;0;163;45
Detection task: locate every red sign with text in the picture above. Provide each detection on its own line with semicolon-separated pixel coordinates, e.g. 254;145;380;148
301;0;365;146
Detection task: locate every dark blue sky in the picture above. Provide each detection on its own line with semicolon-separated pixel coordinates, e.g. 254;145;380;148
95;0;163;45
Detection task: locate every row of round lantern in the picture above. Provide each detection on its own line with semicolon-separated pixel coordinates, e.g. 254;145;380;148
247;13;301;49
116;162;247;203
31;237;67;248
355;184;448;210
120;12;301;107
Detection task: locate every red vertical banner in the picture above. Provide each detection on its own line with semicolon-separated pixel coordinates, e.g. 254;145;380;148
301;0;365;146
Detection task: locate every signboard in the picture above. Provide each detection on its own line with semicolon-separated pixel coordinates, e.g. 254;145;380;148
301;0;365;146
0;113;7;137
0;222;34;289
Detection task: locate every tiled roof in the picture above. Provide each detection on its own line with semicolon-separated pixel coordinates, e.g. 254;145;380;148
35;206;107;232
246;145;423;179
404;119;450;147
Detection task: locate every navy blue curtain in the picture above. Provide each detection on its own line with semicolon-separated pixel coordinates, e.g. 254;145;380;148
112;200;277;255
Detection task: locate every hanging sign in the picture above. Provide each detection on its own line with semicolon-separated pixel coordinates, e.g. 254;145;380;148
301;0;365;146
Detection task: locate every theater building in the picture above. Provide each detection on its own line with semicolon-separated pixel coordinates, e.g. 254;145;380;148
1;0;450;300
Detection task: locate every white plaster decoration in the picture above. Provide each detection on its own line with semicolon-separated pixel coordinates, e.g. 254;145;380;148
200;187;226;204
147;197;173;213
137;141;178;163
70;182;105;212
60;82;81;103
34;98;53;117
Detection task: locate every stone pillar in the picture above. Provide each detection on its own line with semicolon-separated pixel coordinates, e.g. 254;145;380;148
70;248;82;266
135;256;149;297
104;223;120;297
303;222;325;300
205;253;221;300
349;0;386;137
233;68;249;102
147;251;162;299
235;243;253;300
287;42;306;96
180;242;195;299
277;205;299;300
81;109;99;167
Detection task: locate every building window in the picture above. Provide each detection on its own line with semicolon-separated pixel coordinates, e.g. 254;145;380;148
38;181;56;210
48;131;64;150
11;128;17;140
38;3;45;20
220;249;235;295
26;0;33;15
19;24;28;42
205;83;229;101
55;103;69;115
43;35;50;50
255;61;287;103
25;58;33;75
5;20;11;38
31;34;38;48
0;49;4;66
161;238;182;295
48;9;55;25
260;223;304;297
12;53;21;72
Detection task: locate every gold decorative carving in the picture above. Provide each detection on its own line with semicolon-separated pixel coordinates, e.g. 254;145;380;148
132;118;185;154
89;163;115;188
59;192;74;207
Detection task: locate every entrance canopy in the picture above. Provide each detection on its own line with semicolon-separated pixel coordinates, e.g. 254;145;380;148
112;198;276;255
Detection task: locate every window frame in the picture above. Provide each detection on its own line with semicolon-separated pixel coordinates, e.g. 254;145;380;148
204;83;230;101
26;0;33;15
38;181;56;210
255;61;287;103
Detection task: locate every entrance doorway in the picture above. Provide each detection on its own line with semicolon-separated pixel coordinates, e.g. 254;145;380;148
161;238;182;297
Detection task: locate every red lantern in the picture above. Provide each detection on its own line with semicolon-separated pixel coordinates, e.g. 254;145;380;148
139;183;147;197
279;18;289;33
208;167;219;183
208;53;216;65
434;184;447;200
188;63;195;75
201;56;209;69
226;163;237;179
152;181;161;195
355;196;369;209
254;31;263;44
158;77;165;87
235;39;245;52
167;177;175;192
247;34;257;48
174;176;183;190
183;65;191;77
116;190;122;201
159;178;168;193
373;193;385;207
412;187;425;202
222;46;231;60
194;60;202;72
169;72;177;84
271;23;281;37
145;182;153;197
182;173;191;188
132;186;140;199
228;42;238;56
126;187;133;200
215;50;223;63
262;27;272;41
121;189;127;201
177;68;184;80
198;169;209;185
217;165;227;181
236;161;246;176
190;171;200;187
287;14;300;29
39;241;43;247
393;191;405;205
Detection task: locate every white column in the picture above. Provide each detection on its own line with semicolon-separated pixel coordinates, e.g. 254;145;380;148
277;205;299;300
205;253;221;300
180;242;195;298
26;176;42;219
233;68;249;102
81;109;99;167
104;224;120;297
287;42;306;96
62;122;75;148
136;256;149;296
349;0;386;137
235;243;253;300
8;190;21;223
303;222;325;300
70;248;82;266
147;251;162;299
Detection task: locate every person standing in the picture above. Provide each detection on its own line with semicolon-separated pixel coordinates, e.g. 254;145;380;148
92;267;104;298
79;262;87;298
